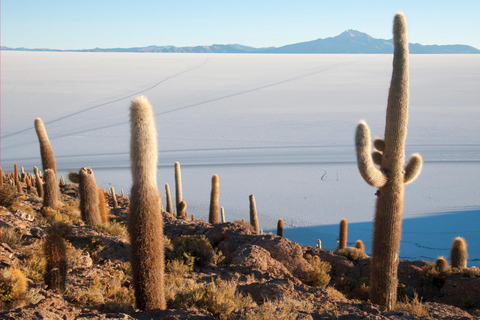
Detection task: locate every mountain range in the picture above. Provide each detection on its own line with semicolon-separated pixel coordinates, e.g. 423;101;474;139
2;30;479;54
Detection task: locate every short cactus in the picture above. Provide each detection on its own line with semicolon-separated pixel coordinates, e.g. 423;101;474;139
43;233;67;291
354;13;422;309
435;256;449;272
355;240;365;252
128;96;165;310
111;187;118;208
221;207;225;223
34;118;57;175
79;167;102;225
450;237;468;269
338;219;348;250
98;187;108;223
249;194;259;235
277;219;284;237
165;183;173;214
34;167;44;198
209;174;220;224
174;162;183;217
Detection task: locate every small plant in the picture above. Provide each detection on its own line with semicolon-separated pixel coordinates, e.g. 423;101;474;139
166;235;215;268
420;261;451;288
0;267;28;308
306;255;331;287
24;247;46;282
0;184;17;208
336;276;370;301
95;221;128;238
355;240;365;252
395;293;428;317
336;247;369;262
435;256;450;272
0;226;22;249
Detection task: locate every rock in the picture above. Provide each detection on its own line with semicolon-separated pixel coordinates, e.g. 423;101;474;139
13;210;35;221
30;227;47;239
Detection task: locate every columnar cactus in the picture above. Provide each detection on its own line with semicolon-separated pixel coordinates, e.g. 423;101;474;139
34;118;57;175
338;219;348;250
110;187;118;208
165;183;173;214
450;237;468;269
277;219;284;237
128;96;165;310
98;187;108;223
249;194;259;234
209;174;220;224
44;233;67;291
221;207;225;223
79;167;102;225
34;166;44;198
179;200;187;217
174;162;183;217
354;13;422;309
43;169;60;209
0;166;3;189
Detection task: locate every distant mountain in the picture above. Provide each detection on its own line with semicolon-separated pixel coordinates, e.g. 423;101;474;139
2;30;479;54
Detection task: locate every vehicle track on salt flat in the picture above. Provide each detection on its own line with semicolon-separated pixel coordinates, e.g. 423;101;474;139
1;58;210;140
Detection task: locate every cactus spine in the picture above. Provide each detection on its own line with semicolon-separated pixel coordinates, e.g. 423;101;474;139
79;167;102;225
249;194;259;234
43;169;60;209
209;174;220;224
174;162;183;217
277;219;284;237
450;237;468;269
338;218;348;250
128;96;165;310
354;13;423;310
34;118;57;175
44;233;67;291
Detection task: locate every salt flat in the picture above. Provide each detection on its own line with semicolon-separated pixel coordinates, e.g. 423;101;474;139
1;52;479;265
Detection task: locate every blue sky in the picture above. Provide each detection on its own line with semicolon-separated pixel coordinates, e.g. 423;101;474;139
2;1;479;50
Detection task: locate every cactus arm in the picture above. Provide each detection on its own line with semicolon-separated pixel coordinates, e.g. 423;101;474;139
373;138;385;152
355;121;388;188
404;153;423;184
372;151;383;166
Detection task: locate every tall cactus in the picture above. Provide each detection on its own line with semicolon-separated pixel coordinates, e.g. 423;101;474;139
128;96;165;310
209;174;220;224
277;219;284;237
79;167;102;225
174;162;183;217
354;13;422;309
34;118;57;175
34;166;44;198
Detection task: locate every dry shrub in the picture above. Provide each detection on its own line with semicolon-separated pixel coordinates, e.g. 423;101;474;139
168;278;254;320
0;226;22;249
241;297;314;320
94;221;128;238
420;262;451;288
335;247;369;262
24;246;46;282
0;267;28;308
336;276;370;301
67;263;134;313
0;184;17;208
166;259;192;276
395;293;428;317
234;219;255;232
166;235;215;268
306;255;331;287
459;266;480;278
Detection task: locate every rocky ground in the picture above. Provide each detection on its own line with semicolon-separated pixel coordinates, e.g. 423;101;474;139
0;182;479;319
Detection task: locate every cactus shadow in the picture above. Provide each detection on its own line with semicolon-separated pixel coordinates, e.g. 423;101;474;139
269;209;480;266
